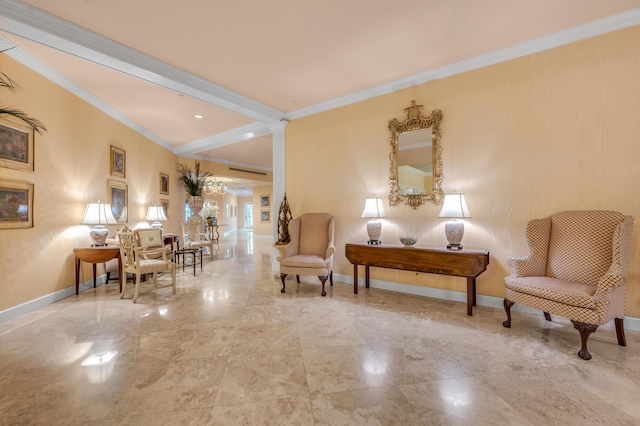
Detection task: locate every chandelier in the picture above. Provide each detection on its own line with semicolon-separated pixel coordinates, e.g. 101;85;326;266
203;177;227;195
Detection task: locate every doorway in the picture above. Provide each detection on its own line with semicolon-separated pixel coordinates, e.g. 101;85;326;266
245;202;253;229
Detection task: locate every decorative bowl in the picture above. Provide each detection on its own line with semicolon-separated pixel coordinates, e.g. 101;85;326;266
399;236;418;246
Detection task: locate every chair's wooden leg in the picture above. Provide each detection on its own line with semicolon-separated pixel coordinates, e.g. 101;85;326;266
280;273;287;293
318;276;328;297
296;275;300;284
171;266;176;295
502;299;514;328
106;272;111;282
571;320;598;360
133;274;141;303
544;312;552;321
615;318;626;346
153;272;159;287
120;269;127;299
330;271;333;286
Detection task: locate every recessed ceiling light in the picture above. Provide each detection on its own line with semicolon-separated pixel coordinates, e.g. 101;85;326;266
194;114;203;119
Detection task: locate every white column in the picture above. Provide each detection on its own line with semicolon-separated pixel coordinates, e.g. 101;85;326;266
269;120;288;271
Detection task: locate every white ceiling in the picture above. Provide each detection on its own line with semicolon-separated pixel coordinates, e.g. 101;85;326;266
1;0;639;183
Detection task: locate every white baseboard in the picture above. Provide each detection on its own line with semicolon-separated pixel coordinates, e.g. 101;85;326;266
334;273;640;332
0;275;107;325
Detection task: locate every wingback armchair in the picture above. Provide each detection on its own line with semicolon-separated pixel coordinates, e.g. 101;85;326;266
503;210;634;360
274;213;335;296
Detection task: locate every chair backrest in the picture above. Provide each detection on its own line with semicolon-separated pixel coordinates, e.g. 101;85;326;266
298;213;334;256
117;228;136;268
182;222;200;243
546;210;629;285
135;228;164;249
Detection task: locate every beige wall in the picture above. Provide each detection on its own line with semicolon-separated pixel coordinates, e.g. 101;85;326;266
237;195;252;229
0;55;183;312
285;26;640;316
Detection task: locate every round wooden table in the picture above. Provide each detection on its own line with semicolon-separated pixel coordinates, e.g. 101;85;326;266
74;245;122;295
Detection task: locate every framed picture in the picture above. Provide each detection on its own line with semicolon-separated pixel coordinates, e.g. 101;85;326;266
160;198;169;219
261;209;270;223
0;117;34;172
110;145;126;178
261;194;270;207
107;179;128;223
0;179;34;229
159;173;169;195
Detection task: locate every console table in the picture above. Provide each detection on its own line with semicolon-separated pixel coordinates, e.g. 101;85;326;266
74;245;122;295
345;243;490;315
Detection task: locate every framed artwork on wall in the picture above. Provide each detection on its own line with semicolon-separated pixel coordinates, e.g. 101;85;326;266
0;117;34;172
159;173;169;195
261;209;270;223
110;145;126;178
0;178;34;229
160;199;169;219
107;179;128;223
261;194;270;207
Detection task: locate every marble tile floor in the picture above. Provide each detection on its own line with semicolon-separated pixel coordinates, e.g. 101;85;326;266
1;230;640;425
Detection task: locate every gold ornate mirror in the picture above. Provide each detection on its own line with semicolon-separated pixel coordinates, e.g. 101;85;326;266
388;101;444;209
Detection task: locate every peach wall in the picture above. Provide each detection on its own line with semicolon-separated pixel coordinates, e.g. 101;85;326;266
253;185;273;236
285;26;640;316
0;55;182;312
237;196;252;229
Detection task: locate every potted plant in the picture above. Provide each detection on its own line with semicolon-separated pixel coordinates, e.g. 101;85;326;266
175;160;211;214
1;50;47;134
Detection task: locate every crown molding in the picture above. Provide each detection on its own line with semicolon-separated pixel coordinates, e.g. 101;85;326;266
0;35;173;151
0;0;284;124
286;8;640;121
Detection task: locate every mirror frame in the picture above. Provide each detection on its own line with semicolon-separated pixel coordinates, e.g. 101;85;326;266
388;100;444;209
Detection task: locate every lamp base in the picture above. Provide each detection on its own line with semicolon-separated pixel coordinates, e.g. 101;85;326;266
367;240;382;245
150;221;163;229
366;220;382;244
444;220;464;250
89;225;109;246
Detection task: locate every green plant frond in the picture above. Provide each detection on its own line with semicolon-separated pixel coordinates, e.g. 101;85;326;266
175;160;212;197
0;107;48;134
0;70;20;92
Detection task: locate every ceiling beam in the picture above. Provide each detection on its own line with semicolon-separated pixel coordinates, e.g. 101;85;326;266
0;0;284;124
174;122;272;156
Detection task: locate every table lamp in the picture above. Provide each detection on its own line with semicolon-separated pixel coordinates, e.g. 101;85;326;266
438;193;471;250
145;205;168;229
361;196;386;245
81;201;117;246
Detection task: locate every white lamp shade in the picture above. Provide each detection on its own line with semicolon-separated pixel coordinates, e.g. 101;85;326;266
81;202;117;225
438;194;471;218
144;206;168;222
361;197;386;218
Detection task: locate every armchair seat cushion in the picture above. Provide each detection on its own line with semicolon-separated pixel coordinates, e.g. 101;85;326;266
505;277;596;309
281;254;329;269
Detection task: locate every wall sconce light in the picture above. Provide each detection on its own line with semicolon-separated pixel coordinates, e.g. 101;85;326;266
438;193;471;250
81;201;117;246
361;196;386;245
145;205;168;229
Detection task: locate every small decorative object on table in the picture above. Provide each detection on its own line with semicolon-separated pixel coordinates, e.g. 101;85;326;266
399;236;418;246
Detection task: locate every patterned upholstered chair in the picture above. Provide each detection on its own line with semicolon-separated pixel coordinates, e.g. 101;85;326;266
181;222;214;258
503;210;634;360
117;227;176;303
274;213;335;296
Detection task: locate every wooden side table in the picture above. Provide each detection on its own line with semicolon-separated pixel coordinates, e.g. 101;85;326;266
345;243;490;315
74;245;122;295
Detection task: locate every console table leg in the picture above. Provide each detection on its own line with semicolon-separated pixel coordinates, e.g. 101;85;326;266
365;266;370;288
467;277;474;316
75;257;80;295
92;263;97;288
353;264;358;294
